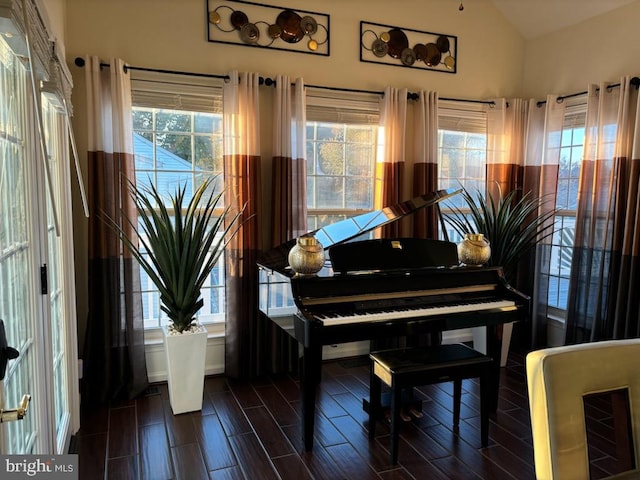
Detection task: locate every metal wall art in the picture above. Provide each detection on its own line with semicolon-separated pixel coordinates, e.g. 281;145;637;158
207;0;330;56
360;21;457;74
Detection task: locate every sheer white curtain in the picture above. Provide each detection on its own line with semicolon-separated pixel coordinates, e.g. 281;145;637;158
411;90;439;237
566;76;640;344
485;98;529;197
271;75;307;244
481;97;563;356
525;96;564;348
222;70;263;378
378;86;407;237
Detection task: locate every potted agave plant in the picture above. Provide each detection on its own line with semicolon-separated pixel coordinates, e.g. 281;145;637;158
107;176;243;414
444;185;557;364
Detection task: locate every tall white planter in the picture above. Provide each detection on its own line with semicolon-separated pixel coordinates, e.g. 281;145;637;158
472;322;513;367
163;325;208;415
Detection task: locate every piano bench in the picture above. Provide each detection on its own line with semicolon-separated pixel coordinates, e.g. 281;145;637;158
368;343;492;465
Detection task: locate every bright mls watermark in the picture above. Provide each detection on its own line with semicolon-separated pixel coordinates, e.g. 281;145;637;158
1;455;78;479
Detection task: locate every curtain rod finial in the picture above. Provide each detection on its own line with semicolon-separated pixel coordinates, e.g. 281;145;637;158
74;57;85;67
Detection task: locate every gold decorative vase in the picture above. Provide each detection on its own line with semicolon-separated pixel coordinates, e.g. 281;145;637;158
457;233;491;266
288;236;325;275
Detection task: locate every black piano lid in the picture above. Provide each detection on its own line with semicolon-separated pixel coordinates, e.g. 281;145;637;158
257;188;462;274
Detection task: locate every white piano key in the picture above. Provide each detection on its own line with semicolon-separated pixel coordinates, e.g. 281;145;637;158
318;299;517;326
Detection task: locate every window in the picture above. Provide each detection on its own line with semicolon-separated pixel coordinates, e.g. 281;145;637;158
437;104;488;241
305;91;380;231
547;105;586;312
131;75;224;329
259;91;381;319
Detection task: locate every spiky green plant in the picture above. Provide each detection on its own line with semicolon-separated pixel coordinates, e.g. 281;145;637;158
106;177;243;333
444;186;558;282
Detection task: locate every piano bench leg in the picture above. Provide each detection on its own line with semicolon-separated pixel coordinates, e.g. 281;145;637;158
453;378;462;430
390;383;402;465
369;370;381;439
480;370;490;447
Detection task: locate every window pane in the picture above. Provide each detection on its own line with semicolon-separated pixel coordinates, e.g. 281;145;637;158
346;178;373;209
156;133;193;164
306;117;377;228
132;106;224;328
315;177;345;208
437;109;488;241
155;110;191;132
544;109;584;312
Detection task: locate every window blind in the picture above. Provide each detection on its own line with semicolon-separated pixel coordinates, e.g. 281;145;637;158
306;88;380;124
438;107;487;133
131;70;223;113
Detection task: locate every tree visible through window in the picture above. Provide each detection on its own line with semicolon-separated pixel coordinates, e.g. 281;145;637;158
305;92;380;231
546;107;585;312
132;106;224;329
437;106;488;242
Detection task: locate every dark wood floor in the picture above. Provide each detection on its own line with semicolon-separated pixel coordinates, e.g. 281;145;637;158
71;349;625;480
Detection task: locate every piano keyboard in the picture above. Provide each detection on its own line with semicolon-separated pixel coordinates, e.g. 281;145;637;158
314;299;517;326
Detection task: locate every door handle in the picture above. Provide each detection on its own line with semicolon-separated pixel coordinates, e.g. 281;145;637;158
0;394;31;423
0;319;28;423
0;319;19;380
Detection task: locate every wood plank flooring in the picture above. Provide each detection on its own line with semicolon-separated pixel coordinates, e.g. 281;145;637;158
70;350;624;479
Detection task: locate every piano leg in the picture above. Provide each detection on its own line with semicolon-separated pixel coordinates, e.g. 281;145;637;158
300;342;322;451
485;324;502;413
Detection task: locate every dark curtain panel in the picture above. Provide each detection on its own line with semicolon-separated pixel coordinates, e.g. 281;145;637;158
83;155;148;404
521;97;564;349
82;56;148;405
484;99;529;354
223;152;262;378
565;78;640;344
412;91;440;238
379;87;407;238
485;98;562;352
223;71;263;379
267;76;307;374
412;161;439;237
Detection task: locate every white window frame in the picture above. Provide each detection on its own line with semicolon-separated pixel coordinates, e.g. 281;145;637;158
130;71;225;341
305;89;381;231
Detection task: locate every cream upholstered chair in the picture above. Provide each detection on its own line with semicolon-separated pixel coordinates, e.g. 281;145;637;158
526;339;640;480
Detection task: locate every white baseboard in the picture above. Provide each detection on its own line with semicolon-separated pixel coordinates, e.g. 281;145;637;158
144;329;476;382
145;335;225;383
322;341;369;360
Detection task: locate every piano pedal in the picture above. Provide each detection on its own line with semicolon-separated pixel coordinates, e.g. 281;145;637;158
383;409;412;423
409;408;423;419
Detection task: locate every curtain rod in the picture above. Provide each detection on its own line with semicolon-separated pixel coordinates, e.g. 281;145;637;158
74;57;496;106
536;76;640;107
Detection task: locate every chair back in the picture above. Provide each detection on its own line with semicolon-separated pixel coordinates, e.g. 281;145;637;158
527;339;640;480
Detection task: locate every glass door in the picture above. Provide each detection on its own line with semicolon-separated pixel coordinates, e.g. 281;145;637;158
0;36;40;453
42;96;76;453
0;33;78;455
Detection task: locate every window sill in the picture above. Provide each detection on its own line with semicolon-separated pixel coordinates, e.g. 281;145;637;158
143;322;225;346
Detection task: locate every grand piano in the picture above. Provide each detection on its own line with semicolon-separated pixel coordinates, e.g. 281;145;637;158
257;189;530;451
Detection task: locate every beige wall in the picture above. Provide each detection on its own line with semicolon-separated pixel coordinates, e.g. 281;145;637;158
64;0;524;98
64;0;525;345
62;0;640;348
522;0;640;98
36;0;66;58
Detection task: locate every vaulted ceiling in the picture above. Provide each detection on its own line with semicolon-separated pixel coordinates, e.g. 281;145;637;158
489;0;636;39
